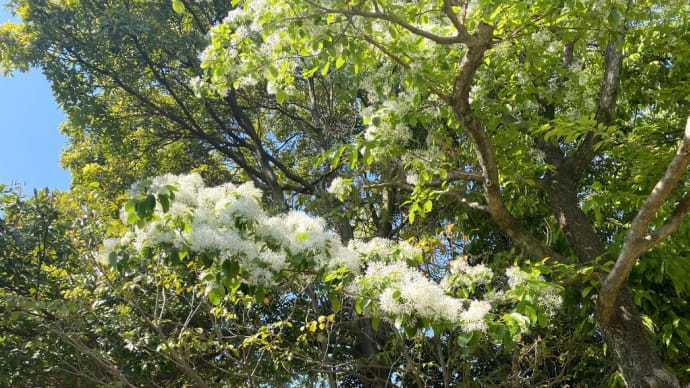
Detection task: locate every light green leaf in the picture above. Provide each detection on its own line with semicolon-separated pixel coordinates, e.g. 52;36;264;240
321;61;331;76
172;0;185;14
335;56;345;69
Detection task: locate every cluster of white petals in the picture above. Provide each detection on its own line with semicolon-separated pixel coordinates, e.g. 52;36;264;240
448;259;494;288
505;266;563;315
505;266;529;289
460;301;492;332
327;177;350;198
103;174;562;332
356;261;466;323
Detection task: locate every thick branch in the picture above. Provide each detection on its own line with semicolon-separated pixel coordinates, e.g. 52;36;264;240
441;0;465;34
541;8;627;264
449;23;566;263
600;117;690;320
305;0;473;44
565;6;627;178
227;91;317;195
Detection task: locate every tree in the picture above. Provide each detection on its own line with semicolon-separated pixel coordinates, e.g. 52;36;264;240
196;0;690;385
0;185;142;387
2;0;690;386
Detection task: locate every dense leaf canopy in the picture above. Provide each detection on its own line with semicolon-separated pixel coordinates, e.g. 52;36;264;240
1;0;690;386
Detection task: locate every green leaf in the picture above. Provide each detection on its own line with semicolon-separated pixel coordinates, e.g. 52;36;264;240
328;293;341;313
354;298;370;314
125;199;136;215
581;286;593;298
323;271;341;283
335;56;345;69
169;250;180;265
158;193;170;213
524;304;537;323
275;88;288;104
254;287;266;305
208;286;224;306
349;147;358;169
222;259;240;278
331;145;347;169
321;61;331;76
172;0;185;14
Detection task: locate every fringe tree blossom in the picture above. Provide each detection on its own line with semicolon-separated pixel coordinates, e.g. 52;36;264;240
102;173;562;336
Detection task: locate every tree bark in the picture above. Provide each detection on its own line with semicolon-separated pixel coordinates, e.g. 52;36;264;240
597;288;680;387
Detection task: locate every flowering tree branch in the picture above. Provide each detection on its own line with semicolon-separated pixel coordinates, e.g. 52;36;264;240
102;173;562;359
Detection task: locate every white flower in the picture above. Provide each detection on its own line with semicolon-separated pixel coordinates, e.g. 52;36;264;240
255;215;289;245
349;237;393;258
379;287;409;316
266;80;277;95
226;196;263;222
538;286;563;317
460;300;491;332
448;259;493;288
233;181;262;200
327;177;349;198
357;261;465;323
506;266;528;289
282;210;330;253
189;76;204;92
99;238;121;264
257;249;287;272
189;224;222;252
327;243;361;273
406;172;419;186
223;8;246;25
397;241;422;262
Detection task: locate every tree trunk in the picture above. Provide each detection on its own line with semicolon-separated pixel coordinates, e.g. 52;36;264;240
596;287;680;387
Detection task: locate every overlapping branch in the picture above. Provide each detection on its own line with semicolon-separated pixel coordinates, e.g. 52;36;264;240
599;117;690;320
304;0;474;44
446;23;567;263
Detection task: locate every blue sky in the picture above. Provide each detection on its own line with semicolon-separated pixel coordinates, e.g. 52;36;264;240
0;6;71;191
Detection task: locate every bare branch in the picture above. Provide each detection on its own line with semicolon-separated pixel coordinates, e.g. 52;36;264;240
47;326;137;388
360;33;411;69
600;117;690;320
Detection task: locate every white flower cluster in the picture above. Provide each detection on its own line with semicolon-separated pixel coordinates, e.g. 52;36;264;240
106;173;357;287
102;174;562;333
460;300;492;332
327;177;350;199
356;261;468;324
198;0;339;97
505;266;529;289
448;259;494;288
362;98;414;144
506;266;563;317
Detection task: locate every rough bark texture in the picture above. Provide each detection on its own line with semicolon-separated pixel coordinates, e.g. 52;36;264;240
598;288;681;387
